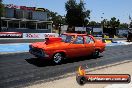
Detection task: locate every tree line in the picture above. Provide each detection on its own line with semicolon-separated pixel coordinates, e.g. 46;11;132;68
47;0;129;33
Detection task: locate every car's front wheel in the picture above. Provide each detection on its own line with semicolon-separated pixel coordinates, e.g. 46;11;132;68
92;50;100;57
53;53;63;64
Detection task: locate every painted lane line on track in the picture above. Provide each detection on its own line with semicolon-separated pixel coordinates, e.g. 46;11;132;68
0;43;30;53
0;43;31;45
0;51;28;55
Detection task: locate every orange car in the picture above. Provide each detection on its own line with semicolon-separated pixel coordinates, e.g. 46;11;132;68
29;33;105;64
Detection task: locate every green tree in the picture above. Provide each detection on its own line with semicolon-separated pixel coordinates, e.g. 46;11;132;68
109;17;120;29
101;17;120;37
88;21;97;27
0;0;4;17
101;19;107;28
119;23;128;28
106;21;110;28
65;0;90;32
48;11;66;29
101;17;120;29
47;10;67;34
101;19;110;28
0;0;4;31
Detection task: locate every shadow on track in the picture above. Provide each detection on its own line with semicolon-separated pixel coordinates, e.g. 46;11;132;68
25;58;55;67
25;55;103;67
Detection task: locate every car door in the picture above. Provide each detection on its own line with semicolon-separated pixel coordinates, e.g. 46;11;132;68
68;36;86;57
84;36;95;55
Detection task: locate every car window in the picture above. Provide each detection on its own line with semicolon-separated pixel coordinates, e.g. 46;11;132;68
65;35;74;43
73;36;84;44
60;34;66;42
85;36;94;44
85;36;90;43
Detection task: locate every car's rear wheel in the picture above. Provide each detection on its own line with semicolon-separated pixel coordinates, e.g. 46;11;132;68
53;53;63;64
93;50;100;57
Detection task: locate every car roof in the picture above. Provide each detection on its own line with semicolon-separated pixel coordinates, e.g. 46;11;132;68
62;33;87;36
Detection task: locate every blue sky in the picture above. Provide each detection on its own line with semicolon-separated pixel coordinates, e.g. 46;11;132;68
3;0;132;23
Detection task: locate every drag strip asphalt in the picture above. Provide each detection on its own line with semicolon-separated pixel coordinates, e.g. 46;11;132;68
0;45;132;88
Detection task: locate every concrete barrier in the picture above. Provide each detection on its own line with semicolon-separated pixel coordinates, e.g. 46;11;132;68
0;39;44;44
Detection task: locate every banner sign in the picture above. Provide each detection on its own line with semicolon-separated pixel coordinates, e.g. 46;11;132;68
4;4;20;9
20;6;36;11
4;4;45;11
0;32;23;38
0;33;59;39
23;33;59;39
118;29;128;35
75;27;86;31
93;28;103;32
